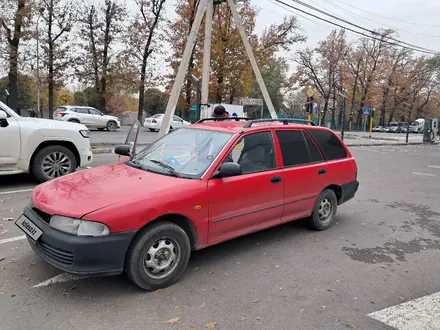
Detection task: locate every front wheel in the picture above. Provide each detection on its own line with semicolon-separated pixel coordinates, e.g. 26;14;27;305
106;121;117;131
31;145;77;183
308;189;337;231
149;128;155;132
125;221;190;290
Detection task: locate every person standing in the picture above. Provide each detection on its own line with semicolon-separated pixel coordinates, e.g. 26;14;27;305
212;105;229;118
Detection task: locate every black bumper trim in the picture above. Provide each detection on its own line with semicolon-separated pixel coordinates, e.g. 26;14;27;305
338;180;359;205
22;204;137;277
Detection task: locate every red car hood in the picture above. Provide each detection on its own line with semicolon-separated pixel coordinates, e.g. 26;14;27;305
31;163;191;218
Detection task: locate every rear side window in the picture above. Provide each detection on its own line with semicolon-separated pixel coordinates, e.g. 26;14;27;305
275;130;323;167
307;129;347;160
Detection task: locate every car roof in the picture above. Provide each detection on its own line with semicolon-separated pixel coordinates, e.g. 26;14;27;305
58;105;93;109
188;119;334;134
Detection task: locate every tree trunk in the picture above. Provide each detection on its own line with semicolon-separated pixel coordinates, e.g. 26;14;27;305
48;0;55;119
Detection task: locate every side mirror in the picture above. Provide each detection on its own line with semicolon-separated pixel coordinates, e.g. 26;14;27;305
0;110;8;128
214;162;242;179
114;145;132;157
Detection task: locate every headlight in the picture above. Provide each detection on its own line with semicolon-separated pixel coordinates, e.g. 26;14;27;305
79;130;90;138
50;215;110;237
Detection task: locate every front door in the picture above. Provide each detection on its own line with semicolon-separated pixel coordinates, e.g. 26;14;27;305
208;131;284;244
88;108;103;126
0;110;20;166
119;119;140;163
75;108;92;125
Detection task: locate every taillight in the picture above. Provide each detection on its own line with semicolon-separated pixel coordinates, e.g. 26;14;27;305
59;113;66;117
152;119;157;123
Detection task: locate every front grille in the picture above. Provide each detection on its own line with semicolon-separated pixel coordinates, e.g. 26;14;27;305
32;207;51;223
38;241;74;265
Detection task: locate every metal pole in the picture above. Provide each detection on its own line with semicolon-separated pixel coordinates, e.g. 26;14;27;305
37;15;41;118
200;0;213;120
404;102;411;144
226;0;277;119
158;0;208;137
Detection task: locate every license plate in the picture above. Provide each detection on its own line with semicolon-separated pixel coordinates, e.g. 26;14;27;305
15;215;43;242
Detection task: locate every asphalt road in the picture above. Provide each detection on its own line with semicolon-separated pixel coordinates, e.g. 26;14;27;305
1;145;440;329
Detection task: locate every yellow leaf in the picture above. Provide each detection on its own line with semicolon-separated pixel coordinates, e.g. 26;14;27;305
200;303;205;308
175;306;180;310
165;317;182;324
300;308;305;313
204;322;217;329
240;317;246;321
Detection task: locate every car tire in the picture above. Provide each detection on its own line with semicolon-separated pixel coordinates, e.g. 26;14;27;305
107;121;117;131
31;145;77;183
97;127;105;131
308;189;337;231
68;119;80;124
149;128;155;132
125;221;191;291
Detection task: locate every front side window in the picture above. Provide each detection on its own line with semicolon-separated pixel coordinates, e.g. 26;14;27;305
89;108;101;115
131;128;232;179
75;108;89;114
223;131;276;174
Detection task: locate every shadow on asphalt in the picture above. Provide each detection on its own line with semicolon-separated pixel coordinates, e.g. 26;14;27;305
0;174;37;189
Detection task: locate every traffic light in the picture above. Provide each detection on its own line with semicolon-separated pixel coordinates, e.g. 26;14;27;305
305;96;311;113
309;96;314;114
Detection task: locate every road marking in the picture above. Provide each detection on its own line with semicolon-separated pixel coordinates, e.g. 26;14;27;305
428;165;440;169
0;235;26;244
33;273;86;288
0;188;33;195
368;291;440;329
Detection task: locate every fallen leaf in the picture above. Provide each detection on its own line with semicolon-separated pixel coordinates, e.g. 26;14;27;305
200;303;205;308
321;306;326;309
1;218;13;222
0;229;7;235
204;322;217;329
25;277;31;281
253;299;259;303
400;296;405;301
380;265;387;269
0;257;5;262
335;280;341;283
175;306;180;310
354;297;358;300
279;287;283;290
300;308;305;313
256;317;261;321
155;289;161;294
190;327;198;330
207;271;214;275
274;265;280;268
240;317;246;321
165;317;182;324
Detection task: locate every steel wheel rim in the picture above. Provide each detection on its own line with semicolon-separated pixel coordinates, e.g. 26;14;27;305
42;152;72;179
318;198;332;222
143;237;180;280
108;122;116;130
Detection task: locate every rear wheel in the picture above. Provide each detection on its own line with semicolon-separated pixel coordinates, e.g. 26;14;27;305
125;221;190;290
68;119;80;124
97;127;105;131
31;145;77;183
308;189;337;231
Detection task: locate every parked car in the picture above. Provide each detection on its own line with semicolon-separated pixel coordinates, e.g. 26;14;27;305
372;126;383;132
54;106;121;131
144;114;191;132
16;117;359;290
0;101;92;182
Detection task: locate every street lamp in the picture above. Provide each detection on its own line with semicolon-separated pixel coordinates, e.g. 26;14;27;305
403;102;412;144
4;89;10;106
36;7;44;118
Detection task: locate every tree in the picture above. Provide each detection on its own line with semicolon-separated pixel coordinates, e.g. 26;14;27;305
77;0;127;113
294;29;348;126
0;74;33;111
0;0;31;114
73;91;87;105
39;0;75;118
124;0;167;121
143;88;167;115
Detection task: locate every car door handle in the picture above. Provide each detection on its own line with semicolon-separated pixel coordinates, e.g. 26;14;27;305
318;168;326;175
270;176;282;184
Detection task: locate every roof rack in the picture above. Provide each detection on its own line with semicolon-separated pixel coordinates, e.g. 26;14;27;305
242;118;316;128
196;117;251;123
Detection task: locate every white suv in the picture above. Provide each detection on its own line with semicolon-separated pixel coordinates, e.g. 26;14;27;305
54;106;121;131
0;101;93;182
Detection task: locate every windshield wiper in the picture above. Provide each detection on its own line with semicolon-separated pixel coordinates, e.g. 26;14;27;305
149;159;181;178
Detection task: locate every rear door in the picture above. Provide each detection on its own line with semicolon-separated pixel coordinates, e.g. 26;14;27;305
275;129;327;222
207;130;284;244
306;128;356;186
75;108;91;125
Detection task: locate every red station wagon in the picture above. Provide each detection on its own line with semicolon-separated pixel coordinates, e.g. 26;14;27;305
16;118;359;290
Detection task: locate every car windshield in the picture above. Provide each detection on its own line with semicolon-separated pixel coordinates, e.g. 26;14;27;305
130;128;233;179
0;101;17;116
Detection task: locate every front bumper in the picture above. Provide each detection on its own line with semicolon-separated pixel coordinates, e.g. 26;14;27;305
79;148;93;167
19;204;136;276
338;180;359;205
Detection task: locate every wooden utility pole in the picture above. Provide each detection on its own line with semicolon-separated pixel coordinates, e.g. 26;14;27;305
158;0;277;137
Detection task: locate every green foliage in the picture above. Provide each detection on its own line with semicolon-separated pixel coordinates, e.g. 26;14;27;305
74;91;88;106
144;88;167;115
